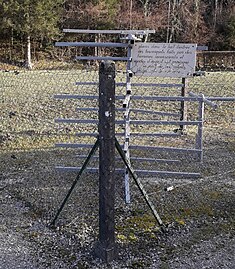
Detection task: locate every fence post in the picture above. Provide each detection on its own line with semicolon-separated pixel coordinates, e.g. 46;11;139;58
95;61;116;262
196;94;204;162
124;39;133;204
180;77;188;132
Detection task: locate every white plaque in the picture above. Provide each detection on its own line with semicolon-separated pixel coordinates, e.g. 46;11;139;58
131;43;197;78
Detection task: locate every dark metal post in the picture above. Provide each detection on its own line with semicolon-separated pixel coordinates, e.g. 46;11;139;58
180;77;188;132
196;94;204;162
95;61;116;262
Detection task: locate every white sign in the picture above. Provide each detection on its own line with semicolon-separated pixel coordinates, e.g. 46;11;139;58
131;43;197;78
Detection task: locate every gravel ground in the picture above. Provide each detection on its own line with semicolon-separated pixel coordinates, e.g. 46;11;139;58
0;137;234;269
0;191;40;269
1;69;234;268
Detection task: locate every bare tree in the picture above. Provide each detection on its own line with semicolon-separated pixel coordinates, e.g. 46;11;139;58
167;0;182;43
213;0;218;29
194;0;200;38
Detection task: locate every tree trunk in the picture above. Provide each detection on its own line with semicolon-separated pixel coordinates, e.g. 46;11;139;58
194;0;200;39
168;0;177;43
166;0;171;42
25;35;33;69
130;0;133;29
143;0;149;18
94;34;101;67
213;0;218;29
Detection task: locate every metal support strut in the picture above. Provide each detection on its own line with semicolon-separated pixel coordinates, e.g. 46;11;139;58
50;138;99;227
115;137;164;228
51;136;164;229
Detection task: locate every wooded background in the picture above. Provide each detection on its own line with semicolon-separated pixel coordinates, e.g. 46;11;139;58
0;0;235;68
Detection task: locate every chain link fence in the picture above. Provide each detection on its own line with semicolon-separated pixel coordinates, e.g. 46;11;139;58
1;48;235;267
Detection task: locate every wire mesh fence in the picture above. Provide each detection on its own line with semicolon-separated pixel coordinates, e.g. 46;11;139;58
1;52;235;267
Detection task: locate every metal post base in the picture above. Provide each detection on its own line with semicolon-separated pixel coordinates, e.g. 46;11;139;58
94;242;117;263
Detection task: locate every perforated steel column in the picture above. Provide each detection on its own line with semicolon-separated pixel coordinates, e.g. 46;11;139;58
95;61;116;262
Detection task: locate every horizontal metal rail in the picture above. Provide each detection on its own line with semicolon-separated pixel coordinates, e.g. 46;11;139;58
199;50;235;54
55;119;125;124
75;155;99;159
63;29;156;35
55;142;200;153
207;97;235;102
75;155;180;163
130;108;180;117
55;166;200;178
54;94;98;99
75;107;180;117
59;119;197;127
196;45;208;51
58;131;182;138
131;96;202;102
130;120;201;126
56;166;98;172
72;132;181;138
134;170;200;177
55;42;129;48
55;143;94;148
117;108;126;112
76;56;130;61
129;145;202;153
55;119;98;124
116;83;184;88
116;132;125;136
76;133;98;137
130;132;181;137
54;94;124;100
76;108;127;112
55;140;126;148
129;157;181;163
74;82;185;88
76;107;98;112
75;82;98;86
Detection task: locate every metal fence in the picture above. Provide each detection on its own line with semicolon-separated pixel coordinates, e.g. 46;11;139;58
1;36;235;266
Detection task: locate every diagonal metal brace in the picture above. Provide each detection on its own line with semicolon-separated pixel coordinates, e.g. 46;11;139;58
115;137;164;228
50;138;99;226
